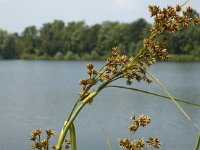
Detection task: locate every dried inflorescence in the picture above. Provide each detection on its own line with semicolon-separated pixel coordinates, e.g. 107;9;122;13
78;47;152;102
78;63;99;102
118;115;161;150
30;128;42;141
138;3;200;67
64;138;71;149
77;3;200;104
129;114;151;133
134;139;145;150
146;137;161;148
30;128;56;150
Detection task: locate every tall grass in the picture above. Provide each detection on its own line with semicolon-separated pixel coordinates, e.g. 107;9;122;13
30;1;200;150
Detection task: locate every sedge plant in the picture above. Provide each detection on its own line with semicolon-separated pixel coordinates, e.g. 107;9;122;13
30;1;200;150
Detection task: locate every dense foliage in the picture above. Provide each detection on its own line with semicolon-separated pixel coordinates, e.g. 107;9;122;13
0;13;200;60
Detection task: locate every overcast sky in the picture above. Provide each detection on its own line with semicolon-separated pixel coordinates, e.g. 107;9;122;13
0;0;199;33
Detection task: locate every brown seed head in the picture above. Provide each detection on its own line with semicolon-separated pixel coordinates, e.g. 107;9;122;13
138;114;151;127
175;4;181;12
112;47;119;56
186;6;193;14
147;137;161;148
134;138;145;149
194;17;200;25
35;128;42;136
146;78;152;84
30;128;42;141
35;141;44;149
42;139;48;149
143;38;152;48
46;128;56;139
30;133;37;141
129;123;139;132
105;66;111;73
149;5;160;17
87;64;94;70
118;138;131;149
121;55;128;63
92;69;98;75
79;79;89;86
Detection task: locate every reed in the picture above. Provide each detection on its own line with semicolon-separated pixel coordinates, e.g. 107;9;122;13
30;1;200;150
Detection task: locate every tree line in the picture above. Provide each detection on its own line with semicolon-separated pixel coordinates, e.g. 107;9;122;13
0;14;200;60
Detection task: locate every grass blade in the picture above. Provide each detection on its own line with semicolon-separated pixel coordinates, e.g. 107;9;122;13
69;123;77;150
195;131;200;150
102;128;113;150
106;85;200;107
145;69;200;130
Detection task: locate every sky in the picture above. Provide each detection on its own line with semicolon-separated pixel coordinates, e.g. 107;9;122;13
0;0;199;33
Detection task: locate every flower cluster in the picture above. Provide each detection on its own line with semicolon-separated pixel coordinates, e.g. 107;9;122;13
81;4;200;93
137;3;200;68
30;128;56;150
118;138;147;150
78;47;133;101
149;5;199;34
104;47;129;79
129;114;151;133
79;46;153;101
118;115;161;150
78;63;98;101
78;3;200;101
146;137;161;148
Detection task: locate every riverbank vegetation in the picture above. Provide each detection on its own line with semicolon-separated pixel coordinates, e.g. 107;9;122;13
0;10;200;61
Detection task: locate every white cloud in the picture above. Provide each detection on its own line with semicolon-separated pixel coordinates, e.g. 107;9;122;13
113;0;141;10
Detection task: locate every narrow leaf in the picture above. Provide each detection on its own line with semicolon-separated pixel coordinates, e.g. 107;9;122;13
195;131;200;150
102;128;113;150
106;85;200;107
145;69;200;130
70;123;77;150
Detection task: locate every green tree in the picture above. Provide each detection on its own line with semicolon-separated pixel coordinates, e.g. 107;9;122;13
168;10;200;55
95;21;121;56
0;33;18;59
20;26;39;55
39;20;65;56
63;21;88;55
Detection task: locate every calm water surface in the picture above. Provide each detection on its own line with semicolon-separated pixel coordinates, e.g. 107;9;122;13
0;60;199;150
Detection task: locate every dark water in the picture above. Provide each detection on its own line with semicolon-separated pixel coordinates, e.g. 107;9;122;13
0;60;199;150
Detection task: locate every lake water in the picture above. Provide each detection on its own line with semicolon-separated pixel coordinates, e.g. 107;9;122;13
0;60;199;150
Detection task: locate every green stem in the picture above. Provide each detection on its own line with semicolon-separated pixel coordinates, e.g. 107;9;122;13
55;80;110;150
195;131;200;150
67;82;96;122
70;123;77;150
145;69;200;130
181;0;190;7
106;85;200;107
67;99;80;122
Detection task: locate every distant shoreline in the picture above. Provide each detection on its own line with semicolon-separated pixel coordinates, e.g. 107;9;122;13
169;55;200;62
1;54;200;62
